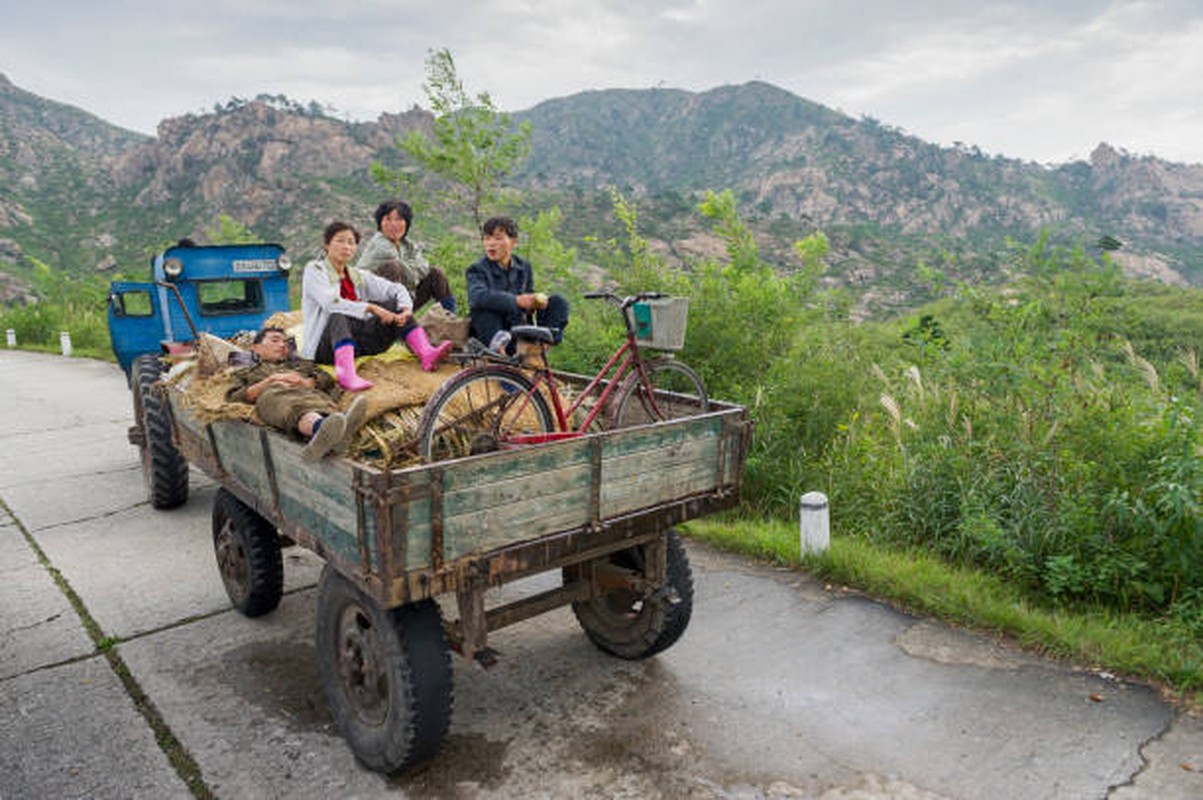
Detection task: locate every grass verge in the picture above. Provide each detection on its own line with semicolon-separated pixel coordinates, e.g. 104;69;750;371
684;516;1203;709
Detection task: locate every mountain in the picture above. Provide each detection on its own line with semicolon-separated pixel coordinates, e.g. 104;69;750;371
2;74;1202;314
515;82;1203;292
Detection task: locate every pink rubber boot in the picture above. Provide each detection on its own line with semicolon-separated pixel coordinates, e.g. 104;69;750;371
404;326;454;371
333;341;373;391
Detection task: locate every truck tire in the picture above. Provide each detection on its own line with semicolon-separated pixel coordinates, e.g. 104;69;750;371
568;528;694;659
132;354;189;509
212;488;282;617
316;566;453;773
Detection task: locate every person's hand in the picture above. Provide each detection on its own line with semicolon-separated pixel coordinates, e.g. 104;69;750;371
517;293;549;311
272;371;314;389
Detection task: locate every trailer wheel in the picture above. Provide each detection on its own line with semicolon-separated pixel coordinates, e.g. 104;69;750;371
315;566;453;773
568;528;694;659
212;488;282;617
131;354;189;509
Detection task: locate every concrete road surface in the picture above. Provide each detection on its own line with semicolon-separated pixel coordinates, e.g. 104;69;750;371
2;348;1201;799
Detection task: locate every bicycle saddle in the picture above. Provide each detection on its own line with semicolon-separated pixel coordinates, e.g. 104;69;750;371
510;325;556;344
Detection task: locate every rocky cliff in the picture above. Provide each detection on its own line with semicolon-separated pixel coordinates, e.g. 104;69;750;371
2;75;1201;313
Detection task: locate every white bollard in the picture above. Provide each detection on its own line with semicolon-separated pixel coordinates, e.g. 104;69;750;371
5;329;14;347
59;331;72;357
800;491;830;554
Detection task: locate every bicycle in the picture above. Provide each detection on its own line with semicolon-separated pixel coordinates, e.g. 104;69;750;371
415;291;709;462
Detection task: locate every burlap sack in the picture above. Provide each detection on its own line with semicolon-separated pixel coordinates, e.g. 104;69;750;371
196;333;247;377
420;305;469;347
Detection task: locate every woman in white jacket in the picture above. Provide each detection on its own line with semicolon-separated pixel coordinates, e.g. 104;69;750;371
301;220;452;391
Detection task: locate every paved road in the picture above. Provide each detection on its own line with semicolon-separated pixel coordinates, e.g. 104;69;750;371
2;348;1201;799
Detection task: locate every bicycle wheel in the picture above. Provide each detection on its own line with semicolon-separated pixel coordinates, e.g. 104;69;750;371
610;357;709;428
417;366;555;462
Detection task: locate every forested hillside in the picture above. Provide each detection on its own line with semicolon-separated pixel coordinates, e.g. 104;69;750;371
3;71;1203;315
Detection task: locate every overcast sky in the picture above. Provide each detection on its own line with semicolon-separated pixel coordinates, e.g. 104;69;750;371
4;1;1202;165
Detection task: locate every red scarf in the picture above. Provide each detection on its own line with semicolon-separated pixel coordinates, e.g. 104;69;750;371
338;272;358;301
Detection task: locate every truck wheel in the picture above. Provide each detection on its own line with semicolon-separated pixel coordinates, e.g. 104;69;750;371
212;488;282;617
568;528;694;659
316;566;453;773
132;354;189;509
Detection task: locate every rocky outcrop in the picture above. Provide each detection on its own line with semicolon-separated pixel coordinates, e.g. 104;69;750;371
3;75;1203;305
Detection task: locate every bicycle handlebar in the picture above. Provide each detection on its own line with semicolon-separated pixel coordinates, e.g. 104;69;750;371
583;290;666;308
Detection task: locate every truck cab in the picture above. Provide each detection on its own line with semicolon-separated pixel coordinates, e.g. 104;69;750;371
107;242;292;379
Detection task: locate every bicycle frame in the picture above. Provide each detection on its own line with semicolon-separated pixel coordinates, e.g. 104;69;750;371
423;292;691;458
516;336;649;442
491;299;668;446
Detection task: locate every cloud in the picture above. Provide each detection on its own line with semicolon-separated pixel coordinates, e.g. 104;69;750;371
2;0;1202;163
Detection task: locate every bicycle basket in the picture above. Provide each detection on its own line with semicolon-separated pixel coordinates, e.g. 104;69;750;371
632;297;689;351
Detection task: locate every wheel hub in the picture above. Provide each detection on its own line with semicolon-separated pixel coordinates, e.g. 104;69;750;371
214;521;248;603
336;605;390;726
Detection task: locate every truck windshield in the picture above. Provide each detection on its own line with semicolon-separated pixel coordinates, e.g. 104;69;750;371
198;280;264;315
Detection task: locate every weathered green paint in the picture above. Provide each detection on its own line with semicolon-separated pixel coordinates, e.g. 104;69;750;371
171;384;747;590
270;437;364;568
210;422;273;500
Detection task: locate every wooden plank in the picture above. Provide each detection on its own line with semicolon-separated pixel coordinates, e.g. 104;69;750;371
184;381;748;599
267;437;363;567
396;416;729;564
210;421;271;499
426;438;595;561
387;469;434;572
599;418;723;517
172;402;207;441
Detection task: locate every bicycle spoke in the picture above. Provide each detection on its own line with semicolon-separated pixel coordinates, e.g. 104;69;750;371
417;367;555;462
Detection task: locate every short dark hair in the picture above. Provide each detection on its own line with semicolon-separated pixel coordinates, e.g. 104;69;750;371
253;326;287;344
482;216;518;238
374;200;413;236
323;220;360;245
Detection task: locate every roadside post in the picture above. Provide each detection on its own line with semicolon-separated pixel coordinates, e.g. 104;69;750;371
800;491;829;554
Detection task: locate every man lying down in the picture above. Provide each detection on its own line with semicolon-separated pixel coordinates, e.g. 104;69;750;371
225;326;367;461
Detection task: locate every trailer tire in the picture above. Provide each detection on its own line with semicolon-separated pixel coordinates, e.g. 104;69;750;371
568;528;694;659
316;566;453;773
132;354;189;509
212;488;282;617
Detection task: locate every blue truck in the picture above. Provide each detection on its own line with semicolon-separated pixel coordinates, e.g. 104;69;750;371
106;241;292;379
106;242;293;509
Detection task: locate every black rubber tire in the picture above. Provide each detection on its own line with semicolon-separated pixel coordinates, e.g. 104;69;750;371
567;528;694;660
610;357;709;429
315;566;453;773
416;365;555;462
132;354;189;509
211;488;283;618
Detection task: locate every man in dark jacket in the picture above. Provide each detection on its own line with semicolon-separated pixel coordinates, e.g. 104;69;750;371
465;216;569;354
226;327;367;461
